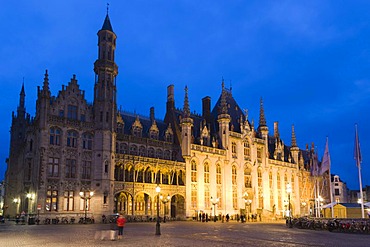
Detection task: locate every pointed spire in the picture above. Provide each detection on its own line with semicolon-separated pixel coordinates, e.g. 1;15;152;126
43;70;49;91
259;97;267;127
220;80;228;115
291;124;297;147
183;86;190;118
20;81;25;106
101;12;114;32
17;81;26;117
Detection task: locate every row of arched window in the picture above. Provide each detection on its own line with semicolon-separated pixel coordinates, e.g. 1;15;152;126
114;165;185;185
115;142;176;160
49;127;93;150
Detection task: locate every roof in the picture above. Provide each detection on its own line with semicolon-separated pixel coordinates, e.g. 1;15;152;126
101;14;113;32
336;203;368;208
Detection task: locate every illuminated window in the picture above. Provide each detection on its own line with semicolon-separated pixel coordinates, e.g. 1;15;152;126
205;186;210;209
232;142;237;158
216;164;221;184
46;186;58;211
244;141;251;160
244;165;252;188
191;160;197;182
191;188;197;209
232;165;237;185
232;187;237;209
204;162;209;184
63;191;74;211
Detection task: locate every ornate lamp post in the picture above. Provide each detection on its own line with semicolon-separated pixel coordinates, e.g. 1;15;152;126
211;196;219;222
286;183;292;228
79;191;94;224
155;185;161;235
160;194;171;223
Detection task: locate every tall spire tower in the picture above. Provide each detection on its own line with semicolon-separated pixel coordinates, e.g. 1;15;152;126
258;97;268;139
93;11;118;130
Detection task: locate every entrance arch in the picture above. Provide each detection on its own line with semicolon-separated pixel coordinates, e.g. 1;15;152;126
170;194;185;219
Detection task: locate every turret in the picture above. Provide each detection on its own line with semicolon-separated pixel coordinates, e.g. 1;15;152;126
217;79;231;149
180;86;193;157
290;124;299;164
258;97;268;139
93;12;118;130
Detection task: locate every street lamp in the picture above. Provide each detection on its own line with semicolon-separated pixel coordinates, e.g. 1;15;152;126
286;183;292;228
211;196;219;222
155;185;161;235
160;194;171;223
79;191;94;224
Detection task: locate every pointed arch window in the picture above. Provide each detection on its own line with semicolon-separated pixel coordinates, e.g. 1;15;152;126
67;130;78;148
216;164;222;184
191;160;197;182
204;162;210;184
50;127;61;146
232;142;237;158
232;165;237;185
244;141;251;160
82;133;93;150
244;165;252;188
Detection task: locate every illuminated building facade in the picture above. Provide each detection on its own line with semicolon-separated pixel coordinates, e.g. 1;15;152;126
4;13;320;221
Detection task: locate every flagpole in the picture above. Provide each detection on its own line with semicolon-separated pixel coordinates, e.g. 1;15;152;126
355;124;365;218
326;137;334;218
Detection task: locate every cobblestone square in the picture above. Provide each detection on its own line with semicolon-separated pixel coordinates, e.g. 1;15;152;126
1;221;370;247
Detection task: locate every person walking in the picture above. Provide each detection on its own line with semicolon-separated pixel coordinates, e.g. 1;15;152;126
116;214;126;240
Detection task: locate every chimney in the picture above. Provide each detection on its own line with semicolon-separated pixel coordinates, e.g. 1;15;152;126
150;107;155;122
202;96;211;118
274;121;279;139
166;84;175;112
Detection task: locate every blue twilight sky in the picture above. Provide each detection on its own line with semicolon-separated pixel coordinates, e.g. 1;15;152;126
0;1;369;190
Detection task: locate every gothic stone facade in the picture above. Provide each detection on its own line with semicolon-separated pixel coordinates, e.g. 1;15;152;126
4;13;322;221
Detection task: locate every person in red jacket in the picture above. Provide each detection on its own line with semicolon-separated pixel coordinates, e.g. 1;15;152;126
116;214;126;239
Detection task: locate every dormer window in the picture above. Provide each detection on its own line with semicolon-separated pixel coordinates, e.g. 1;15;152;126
149;120;159;140
165;124;174;143
132;116;143;137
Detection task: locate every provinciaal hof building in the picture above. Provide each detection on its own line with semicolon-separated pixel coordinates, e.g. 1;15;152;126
3;12;323;222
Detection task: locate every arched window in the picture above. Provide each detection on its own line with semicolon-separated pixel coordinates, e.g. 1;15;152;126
216;164;221;184
232;165;237;185
67;130;78;148
204;162;209;184
50;127;61;146
232;142;237;158
139;146;146;156
244;141;250;160
130;145;138;155
191;160;197;182
244;165;252;188
82;133;93;150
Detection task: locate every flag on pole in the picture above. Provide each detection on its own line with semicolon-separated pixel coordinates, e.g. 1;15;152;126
320;138;331;175
354;124;362;167
310;152;319;176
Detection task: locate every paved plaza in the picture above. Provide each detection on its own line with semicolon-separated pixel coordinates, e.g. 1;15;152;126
1;220;370;247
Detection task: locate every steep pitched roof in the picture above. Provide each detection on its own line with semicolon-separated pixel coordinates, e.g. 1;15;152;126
101;14;114;32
